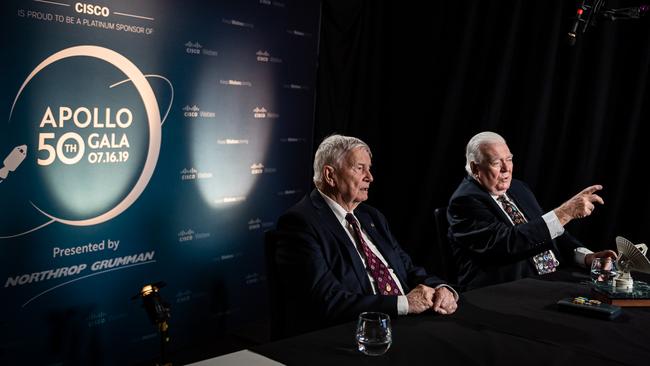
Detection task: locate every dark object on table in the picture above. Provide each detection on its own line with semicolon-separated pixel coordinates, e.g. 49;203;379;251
557;297;621;320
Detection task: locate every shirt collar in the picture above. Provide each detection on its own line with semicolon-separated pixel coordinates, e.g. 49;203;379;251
491;192;510;200
317;189;353;225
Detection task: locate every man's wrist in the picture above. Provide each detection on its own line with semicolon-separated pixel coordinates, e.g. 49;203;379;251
397;295;409;315
574;247;593;268
435;284;459;301
553;207;571;226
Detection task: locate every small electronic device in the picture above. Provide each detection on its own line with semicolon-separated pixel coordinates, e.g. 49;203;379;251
614;236;650;290
557;297;622;320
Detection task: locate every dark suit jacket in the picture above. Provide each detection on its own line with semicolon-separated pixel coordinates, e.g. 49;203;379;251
447;176;582;290
274;189;446;335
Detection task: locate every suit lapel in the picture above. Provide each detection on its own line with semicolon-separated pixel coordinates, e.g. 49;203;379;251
309;190;373;292
507;185;537;222
467;177;512;224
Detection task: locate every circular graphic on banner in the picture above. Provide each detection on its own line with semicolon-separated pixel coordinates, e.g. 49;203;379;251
7;45;161;228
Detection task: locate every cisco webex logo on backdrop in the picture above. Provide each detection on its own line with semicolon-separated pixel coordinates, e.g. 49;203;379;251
4;45;162;233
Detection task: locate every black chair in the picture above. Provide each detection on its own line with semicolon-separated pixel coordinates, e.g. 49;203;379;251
264;229;320;339
264;229;286;341
433;207;456;283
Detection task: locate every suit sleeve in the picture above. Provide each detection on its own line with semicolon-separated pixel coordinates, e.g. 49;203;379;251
448;194;556;266
275;211;400;324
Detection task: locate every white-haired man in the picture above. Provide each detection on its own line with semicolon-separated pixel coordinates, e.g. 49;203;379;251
447;131;616;290
274;134;457;336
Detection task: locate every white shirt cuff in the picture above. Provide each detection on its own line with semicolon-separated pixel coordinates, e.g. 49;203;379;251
397;295;409;315
574;247;593;267
543;210;565;239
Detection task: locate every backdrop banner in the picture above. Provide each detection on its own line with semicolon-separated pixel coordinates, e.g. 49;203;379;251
0;0;319;364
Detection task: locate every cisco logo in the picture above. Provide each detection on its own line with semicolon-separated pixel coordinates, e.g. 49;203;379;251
75;3;110;17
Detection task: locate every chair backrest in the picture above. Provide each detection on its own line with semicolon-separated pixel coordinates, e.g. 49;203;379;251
433;206;456;282
264;229;286;341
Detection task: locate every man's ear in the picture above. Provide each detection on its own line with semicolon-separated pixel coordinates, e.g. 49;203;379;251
470;161;479;176
323;165;336;187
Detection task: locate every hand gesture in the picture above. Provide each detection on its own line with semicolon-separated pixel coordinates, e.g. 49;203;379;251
555;185;604;225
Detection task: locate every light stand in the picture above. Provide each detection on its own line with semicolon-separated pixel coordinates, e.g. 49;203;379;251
133;282;172;366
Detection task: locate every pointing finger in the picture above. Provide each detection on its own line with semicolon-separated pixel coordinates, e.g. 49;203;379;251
589;193;604;205
581;185;603;195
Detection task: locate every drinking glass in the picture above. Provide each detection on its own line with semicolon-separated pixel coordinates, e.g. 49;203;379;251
590;257;618;285
356;312;391;356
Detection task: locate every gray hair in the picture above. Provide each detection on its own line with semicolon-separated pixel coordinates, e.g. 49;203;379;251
313;134;372;188
465;131;506;175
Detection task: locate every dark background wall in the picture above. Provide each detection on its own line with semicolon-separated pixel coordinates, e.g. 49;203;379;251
315;0;650;277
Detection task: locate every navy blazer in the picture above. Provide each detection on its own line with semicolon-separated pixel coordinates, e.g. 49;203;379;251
275;189;445;335
447;176;582;290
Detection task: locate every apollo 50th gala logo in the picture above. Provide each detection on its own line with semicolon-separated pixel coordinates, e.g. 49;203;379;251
1;45;172;238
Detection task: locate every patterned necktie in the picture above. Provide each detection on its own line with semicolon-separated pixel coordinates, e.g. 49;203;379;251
497;195;559;275
345;213;402;295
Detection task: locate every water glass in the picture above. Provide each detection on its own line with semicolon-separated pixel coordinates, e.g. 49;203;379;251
356;312;391;356
590;257;618;285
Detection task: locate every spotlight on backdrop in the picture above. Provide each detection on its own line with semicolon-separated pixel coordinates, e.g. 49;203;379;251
133;282;172;366
568;0;649;45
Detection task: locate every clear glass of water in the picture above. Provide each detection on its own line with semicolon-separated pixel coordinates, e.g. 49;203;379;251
590;257;618;285
356;312;391;356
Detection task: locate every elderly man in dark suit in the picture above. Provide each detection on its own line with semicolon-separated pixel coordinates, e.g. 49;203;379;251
274;134;457;335
448;131;616;290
